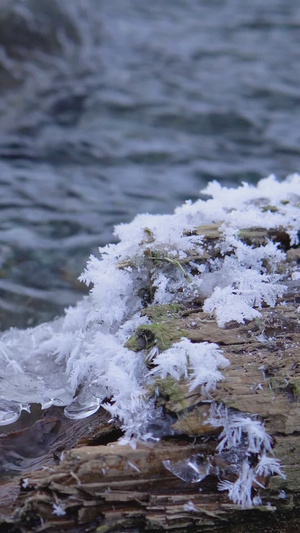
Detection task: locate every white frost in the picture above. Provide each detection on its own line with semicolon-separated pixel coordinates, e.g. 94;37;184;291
151;338;229;392
0;174;297;503
52;502;66;516
209;404;285;507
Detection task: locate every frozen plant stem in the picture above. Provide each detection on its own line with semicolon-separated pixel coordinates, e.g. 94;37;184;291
146;250;192;281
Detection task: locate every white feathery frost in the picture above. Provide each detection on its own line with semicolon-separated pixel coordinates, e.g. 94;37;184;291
0;174;297;503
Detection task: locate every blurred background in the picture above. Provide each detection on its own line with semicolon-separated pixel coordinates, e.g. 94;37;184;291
0;0;299;329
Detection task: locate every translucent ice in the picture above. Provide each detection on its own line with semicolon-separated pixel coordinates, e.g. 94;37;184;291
0;399;22;426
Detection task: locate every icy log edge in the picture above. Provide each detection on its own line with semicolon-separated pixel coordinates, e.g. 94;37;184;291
1;223;300;532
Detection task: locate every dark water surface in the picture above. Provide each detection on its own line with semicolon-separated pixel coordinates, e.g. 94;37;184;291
0;0;299;328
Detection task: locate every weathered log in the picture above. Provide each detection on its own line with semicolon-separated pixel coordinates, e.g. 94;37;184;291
0;224;300;532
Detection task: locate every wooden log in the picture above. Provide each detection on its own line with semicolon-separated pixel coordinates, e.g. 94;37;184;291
0;224;300;532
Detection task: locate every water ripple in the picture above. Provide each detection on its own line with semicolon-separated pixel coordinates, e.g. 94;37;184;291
0;0;299;326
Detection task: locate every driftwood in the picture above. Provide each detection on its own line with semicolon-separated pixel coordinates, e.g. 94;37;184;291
0;225;300;532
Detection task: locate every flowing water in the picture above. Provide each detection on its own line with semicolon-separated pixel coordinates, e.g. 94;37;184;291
0;0;299;329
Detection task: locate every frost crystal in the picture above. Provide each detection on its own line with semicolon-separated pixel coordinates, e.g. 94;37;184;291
209;404;273;455
52;502;66;516
21;478;29;489
209;404;285;507
183;501;199;512
203;239;286;327
218;460;256;508
151;338;229;392
0;174;296;503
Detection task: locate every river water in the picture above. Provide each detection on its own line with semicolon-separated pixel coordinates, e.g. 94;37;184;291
0;0;299;329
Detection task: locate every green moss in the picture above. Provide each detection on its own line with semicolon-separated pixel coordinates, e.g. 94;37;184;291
253;317;266;334
238;227;267;247
125;322;187;353
153;376;187;410
155;376;185;402
261;205;279;213
276;262;288;275
268;376;289;394
141;303;184;322
290;379;300;401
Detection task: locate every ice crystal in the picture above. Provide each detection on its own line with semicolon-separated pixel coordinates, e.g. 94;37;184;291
163;454;210;483
21;478;29;489
183;501;199;512
151;338;229;392
209;404;273;454
202;240;286;327
218;460;256;508
103;394;161;444
255;453;285;478
52;502;66;516
163;403;285;508
0;174;297;504
208;404;285;507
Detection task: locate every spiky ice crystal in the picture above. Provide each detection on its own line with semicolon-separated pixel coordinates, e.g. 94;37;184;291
0;174;299;505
